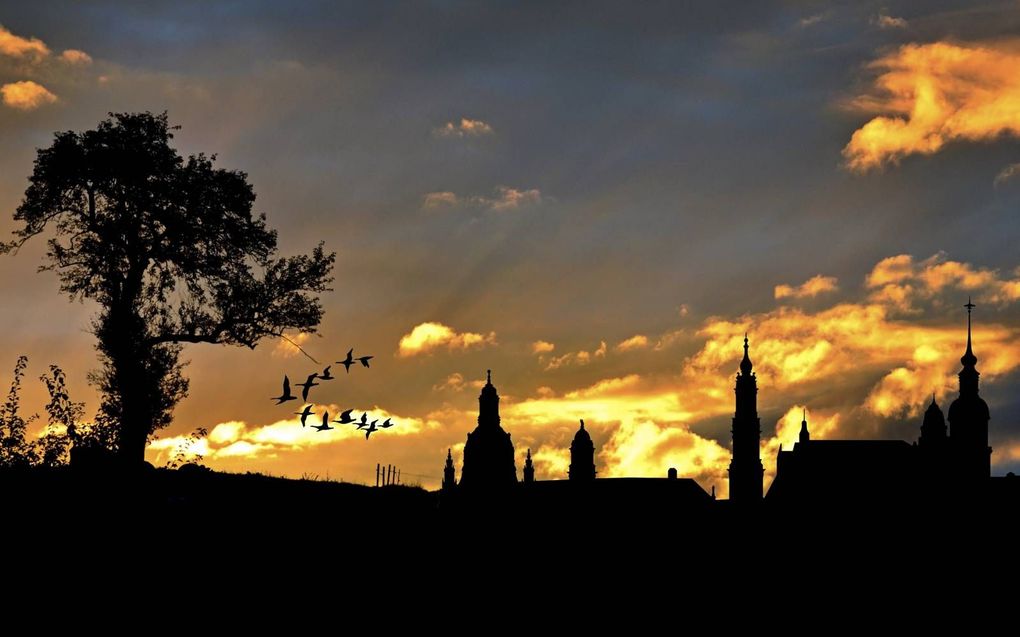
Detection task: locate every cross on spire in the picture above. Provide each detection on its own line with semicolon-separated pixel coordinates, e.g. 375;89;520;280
962;298;977;367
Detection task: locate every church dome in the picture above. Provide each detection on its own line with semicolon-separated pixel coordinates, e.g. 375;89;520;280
948;393;990;423
572;419;592;444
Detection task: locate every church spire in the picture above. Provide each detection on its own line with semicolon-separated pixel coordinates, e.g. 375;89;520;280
740;333;753;376
442;448;457;492
729;334;763;503
962;298;977;368
799;409;810;444
523;448;535;484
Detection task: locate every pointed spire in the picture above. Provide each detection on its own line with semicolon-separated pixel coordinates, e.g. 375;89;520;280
740;333;753;375
447;448;453;462
962;298;977;367
799;408;810;444
526;448;532;460
486;369;492;385
580;419;585;431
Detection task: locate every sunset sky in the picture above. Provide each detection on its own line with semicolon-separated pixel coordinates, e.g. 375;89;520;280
3;1;1020;495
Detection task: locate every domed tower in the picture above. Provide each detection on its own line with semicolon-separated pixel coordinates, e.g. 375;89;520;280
569;420;596;481
442;449;457;493
459;370;518;491
947;300;991;481
729;335;764;503
523;449;535;484
919;395;946;448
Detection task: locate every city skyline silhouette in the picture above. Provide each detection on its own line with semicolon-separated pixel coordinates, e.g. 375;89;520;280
2;3;1020;512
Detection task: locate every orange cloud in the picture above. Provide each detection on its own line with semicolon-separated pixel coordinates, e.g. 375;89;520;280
432;372;484;392
844;40;1020;171
422;191;459;209
531;340;556;354
59;49;92;65
544;340;606;370
0;24;49;59
615;334;649;352
1;80;57;110
271;331;311;358
397;321;496;357
865;252;1020;310
774;274;839;300
433;117;494;138
147;405;436;466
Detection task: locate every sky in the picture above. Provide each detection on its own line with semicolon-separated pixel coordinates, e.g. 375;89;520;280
2;1;1020;495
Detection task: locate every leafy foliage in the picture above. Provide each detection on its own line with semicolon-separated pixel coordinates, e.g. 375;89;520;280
3;112;335;460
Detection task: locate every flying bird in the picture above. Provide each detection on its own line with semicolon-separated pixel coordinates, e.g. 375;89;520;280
355;412;370;430
320;365;335;381
272;376;297;404
296;373;319;402
295;404;314;427
357;355;374;369
333;408;356;425
337;349;355;373
380;418;394;429
364;420;379;440
312;411;334;432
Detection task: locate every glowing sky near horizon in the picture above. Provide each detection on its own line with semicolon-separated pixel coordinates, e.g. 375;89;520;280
3;2;1020;495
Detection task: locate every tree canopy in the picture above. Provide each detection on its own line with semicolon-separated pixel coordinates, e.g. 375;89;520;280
3;112;335;462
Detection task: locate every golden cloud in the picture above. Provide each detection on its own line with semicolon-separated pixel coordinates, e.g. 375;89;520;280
843;40;1020;171
59;49;92;65
397;321;496;357
0;24;49;59
865;252;1020;310
774;274;839;300
615;334;649;352
147;404;437;466
531;340;556;354
433;117;494;138
544;340;606;370
271;331;311;358
432;372;485;392
1;80;57;110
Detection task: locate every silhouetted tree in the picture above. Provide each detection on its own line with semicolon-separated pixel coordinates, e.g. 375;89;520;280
2;112;335;464
0;356;38;467
36;365;81;467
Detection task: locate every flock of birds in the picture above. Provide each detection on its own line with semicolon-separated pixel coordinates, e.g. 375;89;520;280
271;348;394;440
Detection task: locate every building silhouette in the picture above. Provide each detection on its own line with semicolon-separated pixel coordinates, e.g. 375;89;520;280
458;370;517;491
442;302;1015;516
442;449;457;493
728;335;764;503
768;301;995;505
569;420;596;481
947;300;991;482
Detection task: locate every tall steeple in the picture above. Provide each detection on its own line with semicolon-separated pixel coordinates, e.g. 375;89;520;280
729;334;764;503
442;448;457;492
523;449;535;484
947;300;991;481
799;409;810;445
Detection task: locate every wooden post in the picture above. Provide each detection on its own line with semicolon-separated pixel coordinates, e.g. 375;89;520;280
376;463;380;487
397;469;401;485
